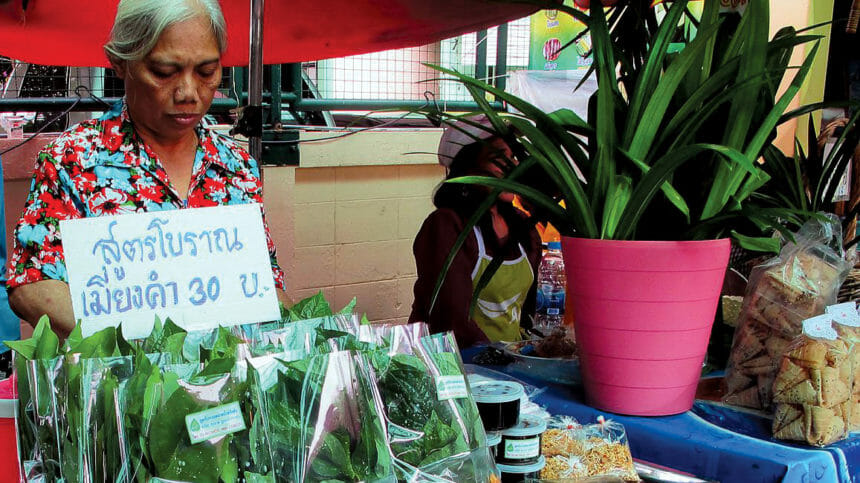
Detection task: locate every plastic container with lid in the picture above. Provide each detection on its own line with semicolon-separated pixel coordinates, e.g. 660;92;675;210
487;431;502;460
496;455;546;483
497;414;547;465
471;380;524;431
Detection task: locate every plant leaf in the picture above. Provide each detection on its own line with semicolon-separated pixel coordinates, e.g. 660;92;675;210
731;231;781;253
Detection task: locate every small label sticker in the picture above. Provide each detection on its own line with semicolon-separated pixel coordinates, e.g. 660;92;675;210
826;303;860;327
504;437;540;460
436;375;467;400
185;402;246;444
802;315;839;340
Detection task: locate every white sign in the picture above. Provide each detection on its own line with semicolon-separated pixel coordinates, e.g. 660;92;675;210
60;204;281;339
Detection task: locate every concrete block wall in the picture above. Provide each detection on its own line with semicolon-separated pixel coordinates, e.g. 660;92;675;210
287;163;444;325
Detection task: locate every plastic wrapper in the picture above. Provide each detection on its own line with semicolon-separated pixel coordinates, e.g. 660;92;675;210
724;217;852;410
69;356;134;483
138;369;261;482
539;416;639;482
358;321;429;346
244;314;363;357
828;303;860;431
253;351;394;482
771;316;854;446
15;355;65;482
370;328;498;481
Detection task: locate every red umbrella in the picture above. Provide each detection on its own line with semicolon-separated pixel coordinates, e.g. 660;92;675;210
0;0;537;67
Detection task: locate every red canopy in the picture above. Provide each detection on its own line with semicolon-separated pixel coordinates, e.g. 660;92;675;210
0;1;538;67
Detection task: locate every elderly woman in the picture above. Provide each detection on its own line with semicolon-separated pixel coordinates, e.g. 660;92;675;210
6;0;289;338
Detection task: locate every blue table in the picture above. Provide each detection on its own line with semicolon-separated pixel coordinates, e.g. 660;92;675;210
462;348;859;483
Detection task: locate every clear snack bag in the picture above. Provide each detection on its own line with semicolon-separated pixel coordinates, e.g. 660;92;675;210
772;316;854;446
540;416;639;482
827;302;859;432
724;217;852;410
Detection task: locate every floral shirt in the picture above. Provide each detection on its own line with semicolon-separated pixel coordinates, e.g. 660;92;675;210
6;101;286;290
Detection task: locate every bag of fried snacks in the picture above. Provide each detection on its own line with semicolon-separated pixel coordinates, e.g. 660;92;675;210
540;416;639;482
724;217;852;410
771;315;854;446
827;302;859;431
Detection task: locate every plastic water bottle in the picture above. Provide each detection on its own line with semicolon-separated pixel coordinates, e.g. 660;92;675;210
535;241;566;332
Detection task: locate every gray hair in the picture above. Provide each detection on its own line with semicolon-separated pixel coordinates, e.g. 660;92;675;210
104;0;227;63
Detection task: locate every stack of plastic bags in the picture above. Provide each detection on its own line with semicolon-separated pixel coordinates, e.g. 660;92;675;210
9;292;498;482
723;217;852;410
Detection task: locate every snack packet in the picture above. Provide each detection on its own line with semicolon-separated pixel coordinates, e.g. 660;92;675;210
827;302;859;431
540;416;639;482
771;315;854;446
724;217;852;410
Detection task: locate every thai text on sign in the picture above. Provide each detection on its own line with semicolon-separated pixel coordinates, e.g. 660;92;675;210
60;203;280;339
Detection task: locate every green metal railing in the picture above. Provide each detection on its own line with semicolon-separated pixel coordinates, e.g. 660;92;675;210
1;25;514;165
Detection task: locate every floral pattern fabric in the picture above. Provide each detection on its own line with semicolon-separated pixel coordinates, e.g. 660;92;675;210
6;101;286;290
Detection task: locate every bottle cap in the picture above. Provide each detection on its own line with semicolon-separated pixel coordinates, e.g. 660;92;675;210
471;380;525;404
500;413;547;437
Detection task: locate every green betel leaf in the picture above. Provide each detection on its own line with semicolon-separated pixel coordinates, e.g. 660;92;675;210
6;315;57;360
430;352;462;377
149;388;220;483
310;429;356;480
287;291;334;321
338;297;357;315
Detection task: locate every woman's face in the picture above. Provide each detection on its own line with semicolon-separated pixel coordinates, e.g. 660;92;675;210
470;137;517;203
112;15;222;145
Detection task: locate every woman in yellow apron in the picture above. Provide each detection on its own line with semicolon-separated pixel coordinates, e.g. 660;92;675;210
408;115;541;348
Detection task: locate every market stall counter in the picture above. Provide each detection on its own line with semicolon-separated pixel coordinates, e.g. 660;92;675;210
462;347;860;483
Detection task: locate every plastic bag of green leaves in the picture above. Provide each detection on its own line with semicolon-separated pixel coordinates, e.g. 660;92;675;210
64;355;134;483
369;327;496;481
14;353;65;482
131;365;264;482
7;317;66;482
252;351;394;482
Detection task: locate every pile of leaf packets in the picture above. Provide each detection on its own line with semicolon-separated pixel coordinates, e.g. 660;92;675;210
8;293;499;482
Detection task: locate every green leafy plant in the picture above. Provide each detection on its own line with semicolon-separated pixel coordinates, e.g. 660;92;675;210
423;0;830;308
755;111;860;250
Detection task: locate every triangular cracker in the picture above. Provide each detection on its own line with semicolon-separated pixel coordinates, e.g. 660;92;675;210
773;379;817;405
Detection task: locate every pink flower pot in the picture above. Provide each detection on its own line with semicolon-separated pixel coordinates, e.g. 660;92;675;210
562;237;730;416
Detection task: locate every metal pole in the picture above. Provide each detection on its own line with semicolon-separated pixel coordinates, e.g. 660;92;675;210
475;30;488;83
495;24;508;91
248;0;264;160
270;64;281;125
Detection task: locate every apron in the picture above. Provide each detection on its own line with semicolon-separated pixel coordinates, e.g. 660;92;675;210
471;226;534;342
